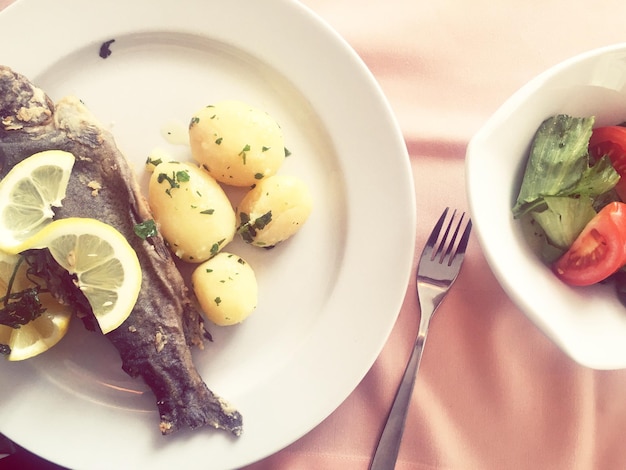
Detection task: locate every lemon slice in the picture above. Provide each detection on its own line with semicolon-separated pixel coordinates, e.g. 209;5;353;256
0;251;72;361
0;149;75;253
17;218;142;334
0;294;72;361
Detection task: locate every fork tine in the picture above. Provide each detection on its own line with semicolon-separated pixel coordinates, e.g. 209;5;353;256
421;207;472;267
421;207;449;261
439;210;462;263
440;211;471;265
456;218;472;256
446;215;472;267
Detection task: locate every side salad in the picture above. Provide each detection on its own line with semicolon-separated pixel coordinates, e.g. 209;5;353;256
513;114;626;298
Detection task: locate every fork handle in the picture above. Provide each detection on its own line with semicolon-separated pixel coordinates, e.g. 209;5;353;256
369;333;427;470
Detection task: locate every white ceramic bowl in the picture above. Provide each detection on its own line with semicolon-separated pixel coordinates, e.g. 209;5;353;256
466;43;626;370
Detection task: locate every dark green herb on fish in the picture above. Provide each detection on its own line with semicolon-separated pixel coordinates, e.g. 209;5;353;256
134;219;158;240
0;287;45;329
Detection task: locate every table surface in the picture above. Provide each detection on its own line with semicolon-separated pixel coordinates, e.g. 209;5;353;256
3;0;626;469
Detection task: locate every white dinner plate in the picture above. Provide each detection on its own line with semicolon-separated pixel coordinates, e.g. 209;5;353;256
0;0;415;468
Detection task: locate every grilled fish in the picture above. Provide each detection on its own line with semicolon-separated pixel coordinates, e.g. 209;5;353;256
0;65;243;436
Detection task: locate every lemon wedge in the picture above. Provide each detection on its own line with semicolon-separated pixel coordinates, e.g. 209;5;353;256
0;251;72;361
17;218;142;334
0;149;75;254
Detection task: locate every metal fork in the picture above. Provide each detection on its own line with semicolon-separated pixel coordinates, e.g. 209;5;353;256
369;207;472;470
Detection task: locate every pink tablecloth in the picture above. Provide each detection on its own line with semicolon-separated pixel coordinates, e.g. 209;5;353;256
4;0;626;469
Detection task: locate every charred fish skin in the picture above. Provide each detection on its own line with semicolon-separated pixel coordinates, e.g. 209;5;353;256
0;66;242;436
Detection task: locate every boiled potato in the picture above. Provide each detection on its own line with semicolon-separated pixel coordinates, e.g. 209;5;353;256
188;100;285;187
237;174;312;247
192;252;258;326
148;161;235;262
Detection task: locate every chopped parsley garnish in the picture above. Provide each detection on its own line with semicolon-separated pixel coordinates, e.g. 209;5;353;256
189;116;200;128
134;219;158;240
176;170;190;183
215;137;223;145
210;238;226;256
284;147;291;157
99;39;115;59
157;169;190;197
237;211;273;244
239;144;251;165
145;156;162;168
200;209;215;215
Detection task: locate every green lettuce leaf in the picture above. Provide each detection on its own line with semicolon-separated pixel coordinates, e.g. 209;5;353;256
531;196;596;250
512;114;622;253
565;154;620;199
512;114;601;217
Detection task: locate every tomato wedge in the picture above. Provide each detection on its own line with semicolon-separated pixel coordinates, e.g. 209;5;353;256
589;126;626;201
553;202;626;286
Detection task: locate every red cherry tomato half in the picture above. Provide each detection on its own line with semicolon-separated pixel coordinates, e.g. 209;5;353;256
589;126;626;201
553;202;626;286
